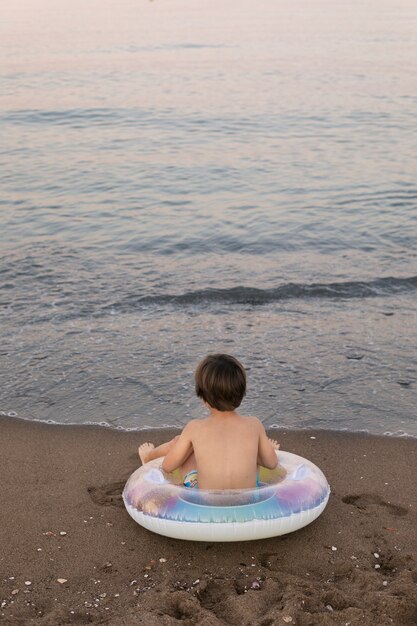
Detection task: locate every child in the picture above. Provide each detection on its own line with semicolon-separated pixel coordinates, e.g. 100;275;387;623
138;353;279;490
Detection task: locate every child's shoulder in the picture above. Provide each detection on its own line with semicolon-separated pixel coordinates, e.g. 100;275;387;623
239;414;261;424
182;418;200;431
241;415;266;432
233;414;263;431
181;418;205;436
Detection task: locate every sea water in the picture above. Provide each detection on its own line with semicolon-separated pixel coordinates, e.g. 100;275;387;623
1;0;416;436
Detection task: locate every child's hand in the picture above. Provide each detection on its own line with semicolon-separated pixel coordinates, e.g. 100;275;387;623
268;438;280;450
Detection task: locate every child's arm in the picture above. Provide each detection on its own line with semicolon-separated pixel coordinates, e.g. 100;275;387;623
256;420;279;469
161;422;195;473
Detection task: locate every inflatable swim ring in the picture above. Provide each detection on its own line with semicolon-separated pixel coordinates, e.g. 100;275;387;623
123;451;330;542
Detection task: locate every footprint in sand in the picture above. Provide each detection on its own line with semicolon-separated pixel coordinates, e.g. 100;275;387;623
259;552;280;570
87;481;126;507
342;493;408;517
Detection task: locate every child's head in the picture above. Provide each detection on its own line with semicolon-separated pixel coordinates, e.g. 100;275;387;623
195;354;246;411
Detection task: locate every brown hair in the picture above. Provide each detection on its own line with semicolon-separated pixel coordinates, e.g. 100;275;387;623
195;354;246;411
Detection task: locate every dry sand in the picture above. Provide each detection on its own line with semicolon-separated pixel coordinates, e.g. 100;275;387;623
0;416;416;625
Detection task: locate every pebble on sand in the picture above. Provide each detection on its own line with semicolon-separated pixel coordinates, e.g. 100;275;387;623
57;578;68;584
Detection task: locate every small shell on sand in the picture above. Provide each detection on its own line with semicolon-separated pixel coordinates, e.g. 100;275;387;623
57;578;67;584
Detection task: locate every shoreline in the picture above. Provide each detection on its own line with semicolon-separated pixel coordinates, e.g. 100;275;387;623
2;413;417;441
1;416;416;625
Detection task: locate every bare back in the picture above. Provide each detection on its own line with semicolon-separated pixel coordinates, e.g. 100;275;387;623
189;414;260;489
161;409;278;489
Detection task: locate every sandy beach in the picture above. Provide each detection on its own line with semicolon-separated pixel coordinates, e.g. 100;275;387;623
1;416;416;625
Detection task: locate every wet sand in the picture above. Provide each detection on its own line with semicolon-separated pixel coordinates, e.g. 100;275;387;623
1;416;416;625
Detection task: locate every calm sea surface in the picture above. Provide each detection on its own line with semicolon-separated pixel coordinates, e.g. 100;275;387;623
1;0;416;436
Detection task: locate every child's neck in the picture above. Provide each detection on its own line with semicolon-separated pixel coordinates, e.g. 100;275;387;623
208;407;238;419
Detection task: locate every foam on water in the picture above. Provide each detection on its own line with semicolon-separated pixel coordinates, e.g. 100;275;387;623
3;412;417;441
